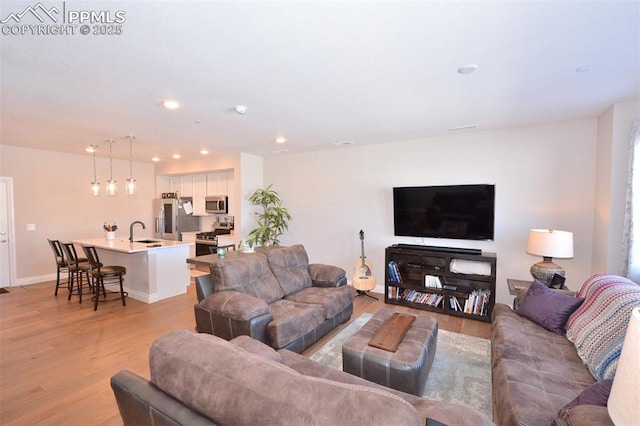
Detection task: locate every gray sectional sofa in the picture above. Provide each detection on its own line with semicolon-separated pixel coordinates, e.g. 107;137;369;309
111;329;494;426
491;274;640;425
193;244;354;353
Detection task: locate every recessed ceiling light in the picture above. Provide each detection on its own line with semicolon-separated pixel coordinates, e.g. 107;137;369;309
275;137;287;144
152;156;160;162
163;100;180;110
200;149;209;155
457;64;479;74
576;66;591;73
172;154;181;159
234;105;247;114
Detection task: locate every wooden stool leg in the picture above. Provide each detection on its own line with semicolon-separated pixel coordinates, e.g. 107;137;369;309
78;272;83;304
94;277;101;311
54;268;61;296
119;275;126;306
67;272;74;301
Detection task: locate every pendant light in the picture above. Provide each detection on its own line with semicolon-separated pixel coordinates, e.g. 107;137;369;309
125;135;136;195
106;139;117;196
88;145;99;196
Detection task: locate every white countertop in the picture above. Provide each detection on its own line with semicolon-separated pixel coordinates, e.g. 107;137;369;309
73;237;193;254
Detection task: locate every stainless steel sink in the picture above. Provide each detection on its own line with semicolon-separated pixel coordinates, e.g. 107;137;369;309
135;239;159;244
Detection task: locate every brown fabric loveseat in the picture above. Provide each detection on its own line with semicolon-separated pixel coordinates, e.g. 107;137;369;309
194;244;354;353
111;329;494;426
491;274;640;426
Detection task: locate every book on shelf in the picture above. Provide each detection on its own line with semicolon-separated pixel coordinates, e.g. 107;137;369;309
424;275;442;289
387;261;402;283
399;289;443;308
448;296;463;311
387;286;401;300
462;289;491;316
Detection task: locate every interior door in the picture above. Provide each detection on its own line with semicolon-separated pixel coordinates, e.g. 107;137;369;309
0;178;14;287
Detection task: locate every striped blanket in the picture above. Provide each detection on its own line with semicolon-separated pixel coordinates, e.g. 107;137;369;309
565;274;640;380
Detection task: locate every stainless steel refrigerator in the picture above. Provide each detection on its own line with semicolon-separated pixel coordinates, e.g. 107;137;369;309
154;197;200;240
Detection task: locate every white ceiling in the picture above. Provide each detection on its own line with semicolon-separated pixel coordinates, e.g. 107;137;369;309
1;1;639;163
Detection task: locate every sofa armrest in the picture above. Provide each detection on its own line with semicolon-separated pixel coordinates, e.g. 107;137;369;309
199;291;270;321
194;291;273;343
111;370;214;426
195;274;214;303
308;263;347;287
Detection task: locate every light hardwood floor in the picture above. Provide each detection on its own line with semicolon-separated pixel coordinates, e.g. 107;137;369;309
0;278;490;425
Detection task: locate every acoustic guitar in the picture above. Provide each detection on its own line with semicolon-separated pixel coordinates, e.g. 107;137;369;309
353;230;376;292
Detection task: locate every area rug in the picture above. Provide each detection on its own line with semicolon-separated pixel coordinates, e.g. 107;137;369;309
310;312;492;419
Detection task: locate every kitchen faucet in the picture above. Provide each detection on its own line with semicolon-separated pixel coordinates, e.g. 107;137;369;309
129;221;146;242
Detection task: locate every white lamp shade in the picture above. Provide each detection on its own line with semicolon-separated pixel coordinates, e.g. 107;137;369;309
608;307;640;425
526;229;574;258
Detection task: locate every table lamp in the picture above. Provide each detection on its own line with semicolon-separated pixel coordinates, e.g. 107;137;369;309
608;307;640;425
526;229;574;285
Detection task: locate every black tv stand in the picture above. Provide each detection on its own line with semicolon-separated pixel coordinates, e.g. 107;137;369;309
392;244;481;256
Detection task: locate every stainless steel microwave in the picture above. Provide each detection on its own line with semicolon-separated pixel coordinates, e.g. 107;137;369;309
205;196;228;214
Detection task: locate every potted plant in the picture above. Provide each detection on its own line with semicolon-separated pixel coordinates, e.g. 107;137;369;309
103;222;117;240
245;184;292;248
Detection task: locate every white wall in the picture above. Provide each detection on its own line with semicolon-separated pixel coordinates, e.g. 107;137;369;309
264;118;597;305
0;145;156;284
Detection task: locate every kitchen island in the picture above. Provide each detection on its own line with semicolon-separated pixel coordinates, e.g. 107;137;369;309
73;237;193;303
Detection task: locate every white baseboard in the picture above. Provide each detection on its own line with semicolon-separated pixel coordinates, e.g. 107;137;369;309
15;273;58;286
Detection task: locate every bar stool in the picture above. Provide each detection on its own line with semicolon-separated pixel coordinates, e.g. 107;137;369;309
60;242;92;303
47;239;68;296
82;246;127;311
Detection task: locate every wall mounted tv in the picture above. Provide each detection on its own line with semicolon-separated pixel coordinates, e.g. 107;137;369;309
393;184;495;241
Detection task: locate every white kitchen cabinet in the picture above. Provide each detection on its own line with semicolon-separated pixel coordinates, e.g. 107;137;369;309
192;174;208;215
206;171;233;196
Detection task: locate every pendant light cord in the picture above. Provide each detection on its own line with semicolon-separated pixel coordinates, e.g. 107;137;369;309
93;149;97;181
128;135;134;179
108;139;114;181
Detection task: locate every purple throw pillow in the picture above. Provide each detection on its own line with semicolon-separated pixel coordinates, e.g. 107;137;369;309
515;279;584;334
562;379;613;410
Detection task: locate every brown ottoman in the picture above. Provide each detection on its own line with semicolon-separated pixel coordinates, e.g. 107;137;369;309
342;308;437;396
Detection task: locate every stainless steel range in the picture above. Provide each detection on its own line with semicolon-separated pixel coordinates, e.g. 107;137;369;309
195;217;234;256
195;231;227;256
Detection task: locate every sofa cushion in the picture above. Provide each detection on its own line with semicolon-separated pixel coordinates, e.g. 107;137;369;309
491;303;596;426
266;244;313;296
267;299;325;348
286;285;354;318
210;253;284;304
565;274;640;380
515;279;584;334
150;330;422;426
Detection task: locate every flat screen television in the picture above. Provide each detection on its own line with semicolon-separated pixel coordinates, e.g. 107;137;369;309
393;184;495;241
